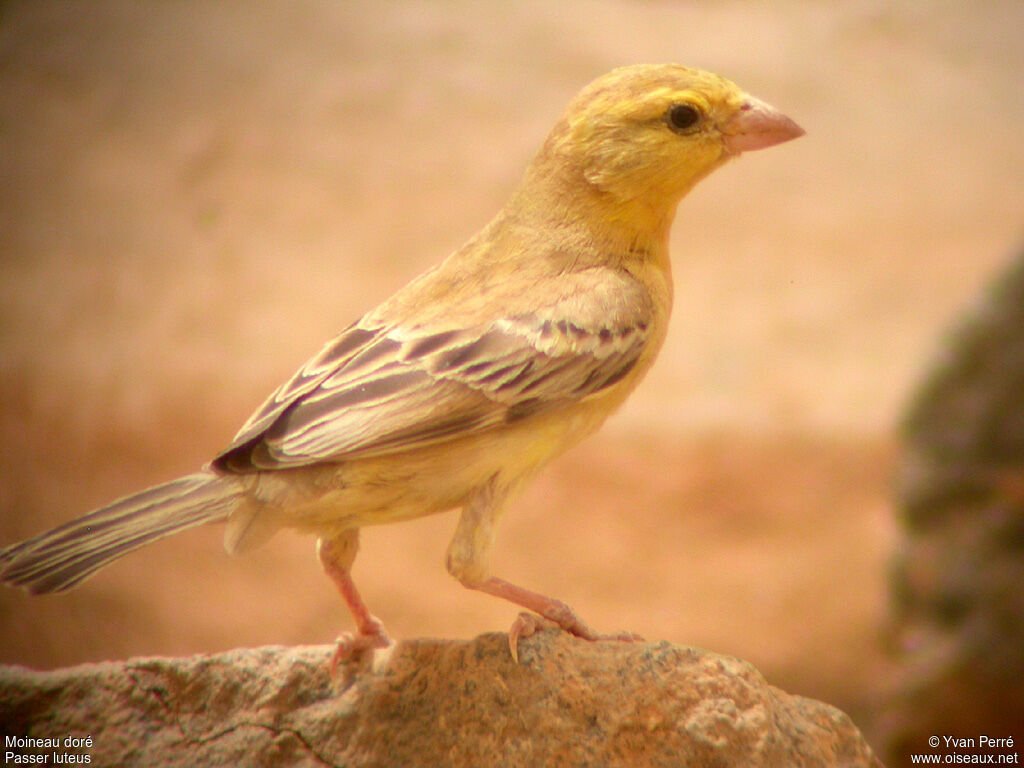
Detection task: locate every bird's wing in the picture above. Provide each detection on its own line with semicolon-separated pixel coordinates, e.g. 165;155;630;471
212;268;652;472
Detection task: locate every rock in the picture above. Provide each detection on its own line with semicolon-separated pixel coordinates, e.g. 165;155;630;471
877;248;1024;764
0;632;881;767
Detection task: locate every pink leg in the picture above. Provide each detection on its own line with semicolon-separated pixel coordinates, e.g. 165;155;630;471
446;484;641;662
472;577;642;662
318;530;391;676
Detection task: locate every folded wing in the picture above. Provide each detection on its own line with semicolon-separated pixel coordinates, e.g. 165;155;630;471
213;268;652;472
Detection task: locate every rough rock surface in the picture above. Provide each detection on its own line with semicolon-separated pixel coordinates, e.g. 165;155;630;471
877;247;1024;764
0;631;880;767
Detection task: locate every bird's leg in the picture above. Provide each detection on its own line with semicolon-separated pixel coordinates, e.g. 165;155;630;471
445;483;642;662
317;529;391;675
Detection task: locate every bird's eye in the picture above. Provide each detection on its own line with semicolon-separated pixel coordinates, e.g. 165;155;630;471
667;104;700;132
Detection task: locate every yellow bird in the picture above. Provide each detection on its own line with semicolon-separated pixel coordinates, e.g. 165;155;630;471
1;64;803;667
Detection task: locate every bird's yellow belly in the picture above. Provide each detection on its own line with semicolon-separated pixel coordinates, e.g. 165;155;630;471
250;393;617;537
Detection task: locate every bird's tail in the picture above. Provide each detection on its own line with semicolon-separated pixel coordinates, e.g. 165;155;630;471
0;473;241;594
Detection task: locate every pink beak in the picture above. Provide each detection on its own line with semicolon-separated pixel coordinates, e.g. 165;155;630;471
722;96;804;154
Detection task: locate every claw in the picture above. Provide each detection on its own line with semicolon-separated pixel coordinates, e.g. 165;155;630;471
506;611;643;663
508;612;559;663
328;620;392;680
603;629;645;643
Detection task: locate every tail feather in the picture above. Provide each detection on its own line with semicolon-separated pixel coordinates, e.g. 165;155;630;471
1;473;240;594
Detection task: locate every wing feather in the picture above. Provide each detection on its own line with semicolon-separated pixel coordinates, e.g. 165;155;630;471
213;269;653;473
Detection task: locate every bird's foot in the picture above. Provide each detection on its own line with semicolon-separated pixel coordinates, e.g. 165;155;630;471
329;616;392;679
470;577;642;661
507;609;643;662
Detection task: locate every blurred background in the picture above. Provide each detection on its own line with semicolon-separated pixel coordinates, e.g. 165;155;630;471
1;1;1022;763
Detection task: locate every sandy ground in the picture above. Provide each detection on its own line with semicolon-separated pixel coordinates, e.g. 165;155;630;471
1;0;1022;751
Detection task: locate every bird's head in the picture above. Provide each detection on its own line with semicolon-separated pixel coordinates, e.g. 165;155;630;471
524;64;803;238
